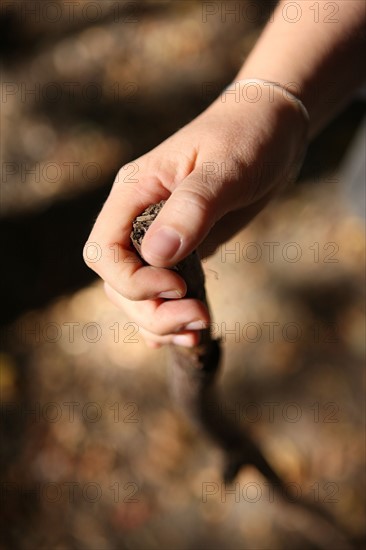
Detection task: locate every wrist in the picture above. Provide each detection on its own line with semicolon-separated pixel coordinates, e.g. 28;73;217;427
232;79;308;124
213;78;309;134
200;78;310;200
208;78;309;145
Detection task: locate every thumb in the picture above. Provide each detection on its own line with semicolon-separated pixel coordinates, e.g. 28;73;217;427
140;170;226;267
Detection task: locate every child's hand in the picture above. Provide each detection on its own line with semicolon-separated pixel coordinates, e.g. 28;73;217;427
84;86;308;348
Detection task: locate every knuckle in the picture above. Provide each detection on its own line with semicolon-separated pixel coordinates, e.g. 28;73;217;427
82;240;101;269
114;161;140;187
172;189;212;219
144;318;168;336
120;287;140;301
122;276;143;301
119;285;151;302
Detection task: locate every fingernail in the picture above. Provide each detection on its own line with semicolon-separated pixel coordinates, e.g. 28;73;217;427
184;320;207;330
157;290;182;299
144;226;182;261
172;334;195;347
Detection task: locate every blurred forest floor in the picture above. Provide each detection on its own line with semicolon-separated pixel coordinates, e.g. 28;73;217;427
1;1;365;549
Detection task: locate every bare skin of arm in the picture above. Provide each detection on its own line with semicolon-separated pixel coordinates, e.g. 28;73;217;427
238;0;366;138
84;0;366;347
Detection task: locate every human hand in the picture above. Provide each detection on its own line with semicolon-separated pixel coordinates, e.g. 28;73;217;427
84;83;308;348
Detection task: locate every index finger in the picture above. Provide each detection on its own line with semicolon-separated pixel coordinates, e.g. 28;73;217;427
83;162;187;300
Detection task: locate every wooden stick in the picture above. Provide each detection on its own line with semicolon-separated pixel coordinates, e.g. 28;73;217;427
131;201;282;484
130;202;355;546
